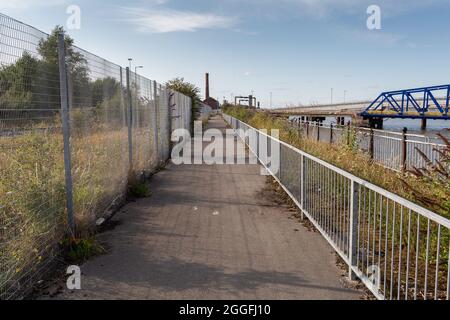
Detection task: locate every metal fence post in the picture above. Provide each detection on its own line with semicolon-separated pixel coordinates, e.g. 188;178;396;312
317;122;320;141
300;154;306;220
401;127;407;172
168;89;173;154
349;180;360;280
347;121;351;147
153;81;159;163
330;123;334;144
125;67;133;172
369;129;374;160
57;33;75;234
306;121;309;137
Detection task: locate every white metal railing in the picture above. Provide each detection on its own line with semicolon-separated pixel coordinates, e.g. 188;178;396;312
223;113;450;300
289;120;446;172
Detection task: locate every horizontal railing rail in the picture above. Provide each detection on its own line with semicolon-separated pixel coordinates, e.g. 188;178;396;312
288;119;446;172
223;113;450;300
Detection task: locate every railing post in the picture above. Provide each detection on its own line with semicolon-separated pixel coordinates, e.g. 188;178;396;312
349;180;359;280
401;127;407;172
306;121;309;137
57;33;75;234
369;129;374;160
153;81;159;163
346;121;351;147
330;123;333;144
317;122;320;141
125;67;133;172
300;154;306;220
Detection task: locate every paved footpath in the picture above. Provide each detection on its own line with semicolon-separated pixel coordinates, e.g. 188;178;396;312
57;116;361;300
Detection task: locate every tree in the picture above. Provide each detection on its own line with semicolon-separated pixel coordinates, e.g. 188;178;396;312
0;25;90;111
37;25;90;108
91;77;121;108
166;77;201;131
0;52;38;109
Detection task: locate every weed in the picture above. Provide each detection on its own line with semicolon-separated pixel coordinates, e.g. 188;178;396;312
128;181;151;198
61;237;106;263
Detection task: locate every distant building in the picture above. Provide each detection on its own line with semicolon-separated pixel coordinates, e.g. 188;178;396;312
203;73;220;110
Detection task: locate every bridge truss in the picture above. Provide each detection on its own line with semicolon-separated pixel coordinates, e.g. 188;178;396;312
361;84;450;120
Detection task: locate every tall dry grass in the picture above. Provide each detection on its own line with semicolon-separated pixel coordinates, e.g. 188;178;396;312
223;106;450;299
0;113;148;297
224;106;449;219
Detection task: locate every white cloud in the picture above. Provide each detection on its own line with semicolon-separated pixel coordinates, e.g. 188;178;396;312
0;0;66;10
122;7;238;33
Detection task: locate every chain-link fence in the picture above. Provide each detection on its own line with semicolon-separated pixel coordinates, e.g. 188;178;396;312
0;13;191;299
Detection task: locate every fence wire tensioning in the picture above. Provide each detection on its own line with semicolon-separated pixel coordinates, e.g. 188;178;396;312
224;113;450;301
0;13;192;300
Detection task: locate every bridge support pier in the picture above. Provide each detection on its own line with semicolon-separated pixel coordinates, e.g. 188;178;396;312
421;118;427;131
336;117;345;126
312;116;325;124
368;117;383;130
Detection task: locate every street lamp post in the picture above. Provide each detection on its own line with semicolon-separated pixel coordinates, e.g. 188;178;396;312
134;66;143;74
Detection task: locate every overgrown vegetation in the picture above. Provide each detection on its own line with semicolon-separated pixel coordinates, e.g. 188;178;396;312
61;237;106;263
0;26;165;298
128;180;152;198
223;105;450;299
222;105;449;218
403;132;450;215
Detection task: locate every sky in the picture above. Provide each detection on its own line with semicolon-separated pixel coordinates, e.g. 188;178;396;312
1;0;450;108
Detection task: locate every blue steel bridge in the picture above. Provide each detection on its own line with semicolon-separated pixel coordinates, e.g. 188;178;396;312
360;84;450;120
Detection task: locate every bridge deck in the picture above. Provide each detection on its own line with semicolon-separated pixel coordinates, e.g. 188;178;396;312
53;116;361;300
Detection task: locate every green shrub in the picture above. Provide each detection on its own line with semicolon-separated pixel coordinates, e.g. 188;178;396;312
128;182;151;198
61;237;105;263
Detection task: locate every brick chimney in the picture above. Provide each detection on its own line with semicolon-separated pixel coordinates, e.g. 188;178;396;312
205;73;210;99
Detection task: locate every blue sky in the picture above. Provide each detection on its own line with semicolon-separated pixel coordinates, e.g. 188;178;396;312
1;0;450;107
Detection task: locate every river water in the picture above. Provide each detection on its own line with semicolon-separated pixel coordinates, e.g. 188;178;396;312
327;117;448;138
290;116;449;140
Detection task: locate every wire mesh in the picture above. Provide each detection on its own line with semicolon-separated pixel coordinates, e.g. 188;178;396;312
67;47;130;229
0;13;192;299
129;71;157;176
0;13;66;300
